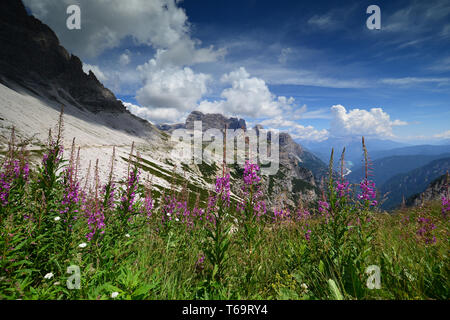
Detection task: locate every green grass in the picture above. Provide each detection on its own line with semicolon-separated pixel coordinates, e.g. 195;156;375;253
1;135;449;300
2;180;448;300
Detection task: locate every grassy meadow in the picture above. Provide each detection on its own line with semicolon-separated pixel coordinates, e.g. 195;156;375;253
0;115;449;300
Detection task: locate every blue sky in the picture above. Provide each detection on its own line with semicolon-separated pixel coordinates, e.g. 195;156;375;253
23;0;450;143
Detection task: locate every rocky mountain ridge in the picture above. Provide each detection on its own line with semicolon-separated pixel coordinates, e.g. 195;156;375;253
348;153;450;187
0;0;327;212
157;111;247;132
158;110;328;184
0;0;127;114
157;110;329;208
380;157;450;210
407;173;449;207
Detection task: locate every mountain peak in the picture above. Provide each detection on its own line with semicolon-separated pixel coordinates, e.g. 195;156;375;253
184;111;247;131
0;0;126;114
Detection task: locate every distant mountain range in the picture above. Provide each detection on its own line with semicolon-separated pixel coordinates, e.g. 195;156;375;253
348;153;450;187
379;157;450;210
298;136;409;169
302;137;450;211
406;173;449;207
370;144;450;160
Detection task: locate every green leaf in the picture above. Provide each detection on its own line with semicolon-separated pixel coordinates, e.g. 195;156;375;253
211;264;219;279
319;260;325;274
278;287;299;300
328;279;343;300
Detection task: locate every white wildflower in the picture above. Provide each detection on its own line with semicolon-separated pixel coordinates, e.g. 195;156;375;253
125;234;130;238
44;272;54;279
78;243;87;248
111;292;119;298
229;225;238;235
301;283;308;290
54;216;61;221
175;218;179;222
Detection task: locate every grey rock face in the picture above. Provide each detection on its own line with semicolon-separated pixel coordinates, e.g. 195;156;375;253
158;111;328;209
408;173;449;207
156;123;186;132
185;111;247;132
157;111;247;134
0;0;328;211
0;0;126;114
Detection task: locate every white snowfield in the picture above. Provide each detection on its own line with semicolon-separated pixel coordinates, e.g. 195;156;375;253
0;82;220;196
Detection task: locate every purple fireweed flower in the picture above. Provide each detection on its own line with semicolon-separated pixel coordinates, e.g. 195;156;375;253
79;171;105;241
101;183;116;210
304;228;312;241
85;200;105;242
60;166;80;221
296;209;311;221
120;168;140;214
195;254;205;272
336;180;350;198
215;173;231;205
236;201;245;214
358;179;377;206
441;196;449;219
0;158;29;207
204;194;217;225
273;208;291;223
318;201;329;214
238;161;266;219
254;200;267;217
160;194;184;224
243;161;261;186
318;200;331;223
143;193;153;219
197;254;205;264
176;200;189;222
192;206;204;219
204;173;232;226
186;206;204;229
41;140;64;175
416;216;437;245
164;195;176;217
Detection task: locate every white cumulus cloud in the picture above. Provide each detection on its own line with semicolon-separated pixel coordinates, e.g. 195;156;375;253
197;67;295;119
24;0;190;59
260;117;329;142
123;102;183;123
119;53;130;66
330;105;407;139
82;63;108;82
136;65;211;113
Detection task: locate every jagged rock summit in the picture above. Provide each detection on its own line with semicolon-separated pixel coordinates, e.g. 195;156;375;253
0;0;125;114
185;111;247;131
0;0;328;211
157;111;247;132
158;110;328;186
